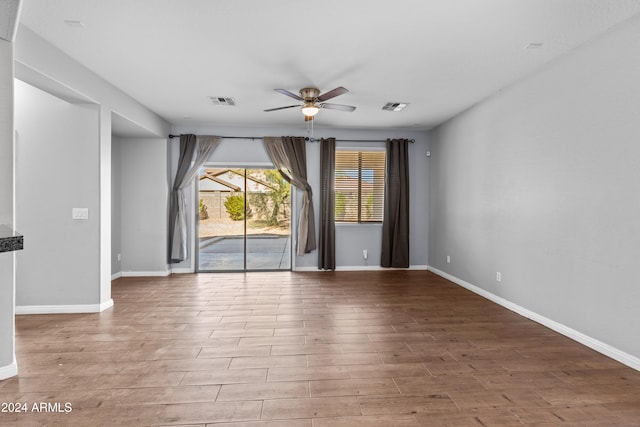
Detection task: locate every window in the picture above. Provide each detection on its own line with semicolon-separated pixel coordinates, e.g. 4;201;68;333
335;150;386;223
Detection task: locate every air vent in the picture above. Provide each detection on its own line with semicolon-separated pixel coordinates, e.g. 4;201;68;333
382;102;409;112
209;97;236;106
525;42;544;50
64;20;85;28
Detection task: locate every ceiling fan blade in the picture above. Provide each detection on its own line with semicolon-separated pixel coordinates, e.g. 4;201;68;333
264;105;300;112
274;88;303;101
320;103;356;112
317;86;348;102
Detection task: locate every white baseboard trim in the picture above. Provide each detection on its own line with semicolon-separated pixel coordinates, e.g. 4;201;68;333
16;299;113;315
337;265;429;271
0;358;17;380
120;270;171;277
111;272;123;280
170;267;194;274
428;266;640;372
100;299;114;312
295;265;429;272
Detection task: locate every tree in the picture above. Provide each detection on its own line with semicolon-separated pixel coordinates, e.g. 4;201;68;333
224;193;245;221
264;170;290;226
248;170;290;226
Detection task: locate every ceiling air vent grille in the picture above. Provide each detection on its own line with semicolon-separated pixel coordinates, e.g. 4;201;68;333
209;96;236;106
382;102;408;112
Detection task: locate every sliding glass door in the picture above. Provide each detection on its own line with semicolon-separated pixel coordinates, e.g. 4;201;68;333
197;167;291;272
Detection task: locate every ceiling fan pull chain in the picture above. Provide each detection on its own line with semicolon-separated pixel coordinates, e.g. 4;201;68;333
306;116;314;138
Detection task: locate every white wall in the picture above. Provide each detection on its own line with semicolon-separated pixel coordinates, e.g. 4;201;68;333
119;138;170;275
15;80;102;308
170;125;429;271
429;14;640;366
0;38;16;378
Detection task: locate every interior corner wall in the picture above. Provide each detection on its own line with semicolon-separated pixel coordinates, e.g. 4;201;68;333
119;138;169;275
15;80;101;308
169;125;429;271
111;136;122;277
0;38;16;377
428;14;640;362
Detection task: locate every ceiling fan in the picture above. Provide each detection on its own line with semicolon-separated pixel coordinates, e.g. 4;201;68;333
264;86;356;121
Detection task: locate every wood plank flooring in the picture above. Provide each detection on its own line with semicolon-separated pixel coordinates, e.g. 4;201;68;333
2;271;640;426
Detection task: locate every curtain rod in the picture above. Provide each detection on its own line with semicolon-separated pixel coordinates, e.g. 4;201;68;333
167;134;415;143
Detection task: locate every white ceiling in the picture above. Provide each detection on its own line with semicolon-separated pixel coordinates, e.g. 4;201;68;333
17;0;640;132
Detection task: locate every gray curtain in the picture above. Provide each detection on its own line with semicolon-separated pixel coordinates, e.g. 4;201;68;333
169;134;221;263
381;138;410;268
263;136;316;255
318;138;336;270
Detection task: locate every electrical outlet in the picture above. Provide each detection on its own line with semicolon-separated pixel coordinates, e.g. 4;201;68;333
117;253;121;262
362;249;368;259
446;255;451;264
496;272;502;282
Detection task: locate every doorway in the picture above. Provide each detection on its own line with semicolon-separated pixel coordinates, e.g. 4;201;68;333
196;167;291;271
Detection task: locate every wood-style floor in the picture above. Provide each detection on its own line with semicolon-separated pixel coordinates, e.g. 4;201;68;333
1;271;640;426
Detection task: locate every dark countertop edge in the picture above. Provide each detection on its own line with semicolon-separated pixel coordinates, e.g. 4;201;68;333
0;225;24;253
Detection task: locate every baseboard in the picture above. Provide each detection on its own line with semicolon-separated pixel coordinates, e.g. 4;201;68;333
428;266;640;372
336;265;429;271
0;357;17;380
295;265;429;272
170;267;194;274
111;272;123;280
16;299;113;315
100;299;114;311
120;270;171;277
294;266;323;272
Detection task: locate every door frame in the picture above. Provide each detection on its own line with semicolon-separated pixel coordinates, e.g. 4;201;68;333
194;162;293;272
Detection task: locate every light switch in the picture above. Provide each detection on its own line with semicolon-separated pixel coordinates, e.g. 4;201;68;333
72;208;89;220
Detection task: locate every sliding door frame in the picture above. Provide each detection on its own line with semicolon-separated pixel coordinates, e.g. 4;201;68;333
195;162;293;273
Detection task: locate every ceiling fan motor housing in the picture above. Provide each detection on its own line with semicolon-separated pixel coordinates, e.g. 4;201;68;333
300;87;320;101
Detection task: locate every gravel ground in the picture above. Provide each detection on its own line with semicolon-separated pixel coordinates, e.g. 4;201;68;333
198;216;290;239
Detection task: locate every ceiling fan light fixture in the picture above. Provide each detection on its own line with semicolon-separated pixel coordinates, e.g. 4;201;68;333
301;103;320;117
